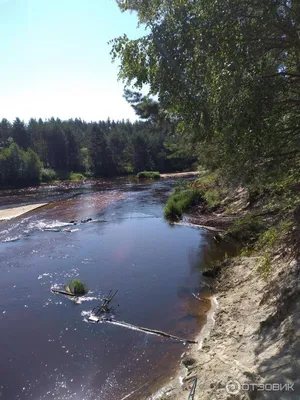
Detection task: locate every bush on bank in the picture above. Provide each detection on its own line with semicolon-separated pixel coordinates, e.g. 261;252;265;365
164;186;202;219
41;168;57;182
68;172;85;181
137;171;161;179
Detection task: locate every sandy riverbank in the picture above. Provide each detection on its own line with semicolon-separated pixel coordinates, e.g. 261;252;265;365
153;180;300;399
154;251;300;400
0;203;48;221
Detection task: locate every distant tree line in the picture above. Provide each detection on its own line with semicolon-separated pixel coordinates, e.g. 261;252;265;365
0;114;196;188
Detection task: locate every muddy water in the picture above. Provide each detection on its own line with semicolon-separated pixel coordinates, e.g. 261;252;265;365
0;178;215;400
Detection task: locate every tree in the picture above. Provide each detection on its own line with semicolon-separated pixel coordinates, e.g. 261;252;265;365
111;0;300;183
24;148;42;184
12;118;30;149
0;119;12;148
64;126;81;171
0;115;194;188
89;124;114;176
0;143;42;187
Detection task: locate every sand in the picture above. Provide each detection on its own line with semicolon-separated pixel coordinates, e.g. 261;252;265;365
0;203;48;221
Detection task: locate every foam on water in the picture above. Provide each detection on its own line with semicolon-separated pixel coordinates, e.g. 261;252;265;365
2;236;20;243
29;220;71;231
72;296;98;305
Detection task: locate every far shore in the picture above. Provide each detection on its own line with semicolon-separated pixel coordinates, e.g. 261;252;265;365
0;203;48;221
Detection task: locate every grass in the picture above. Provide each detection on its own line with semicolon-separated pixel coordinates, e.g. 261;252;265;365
164;172;220;220
66;280;88;296
136;171;161;179
164;187;202;219
68;172;85;181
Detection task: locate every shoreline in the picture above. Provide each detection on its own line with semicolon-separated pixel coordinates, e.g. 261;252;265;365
154;252;300;399
151;295;219;400
0;203;48;221
153;178;300;399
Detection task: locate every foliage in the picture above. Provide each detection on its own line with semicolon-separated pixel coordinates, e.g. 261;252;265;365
227;215;265;244
196;173;219;188
41;168;57;182
66;280;88;296
112;0;300;187
254;220;293;278
68;172;85;181
194;172;222;207
136;171;160;179
164;186;201;219
0;116;195;188
202;189;221;208
0;143;42;187
256;255;272;279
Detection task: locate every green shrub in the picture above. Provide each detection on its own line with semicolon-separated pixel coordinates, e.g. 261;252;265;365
68;172;85;181
41;168;57;182
227;214;265;243
136;171;160;179
203;188;221;207
164;188;201;219
66;280;88;296
196;172;219;187
194;172;222;207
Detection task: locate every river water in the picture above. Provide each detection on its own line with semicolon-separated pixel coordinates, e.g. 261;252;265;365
0;177;216;400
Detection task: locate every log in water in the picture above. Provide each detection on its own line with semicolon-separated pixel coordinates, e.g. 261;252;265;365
89;316;198;344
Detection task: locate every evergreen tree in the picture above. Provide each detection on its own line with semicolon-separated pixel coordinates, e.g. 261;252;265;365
12;118;30;149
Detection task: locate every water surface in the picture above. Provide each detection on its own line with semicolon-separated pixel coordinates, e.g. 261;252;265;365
0;178;214;400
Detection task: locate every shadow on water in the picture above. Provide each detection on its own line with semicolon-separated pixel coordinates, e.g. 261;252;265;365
0;177;229;400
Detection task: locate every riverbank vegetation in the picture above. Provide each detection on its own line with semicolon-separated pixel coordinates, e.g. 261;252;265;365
136;171;160;179
0;115;196;188
0;142;42;188
113;0;300;273
164;181;201;219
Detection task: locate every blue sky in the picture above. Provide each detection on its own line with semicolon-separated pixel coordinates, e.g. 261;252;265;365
0;0;146;122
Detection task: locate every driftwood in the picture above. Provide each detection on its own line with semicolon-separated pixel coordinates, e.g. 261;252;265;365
192;293;208;303
173;221;224;232
89;316;198;344
51;288;76;297
92;290;119;315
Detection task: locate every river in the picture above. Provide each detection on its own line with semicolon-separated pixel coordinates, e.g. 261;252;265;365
0;177;216;400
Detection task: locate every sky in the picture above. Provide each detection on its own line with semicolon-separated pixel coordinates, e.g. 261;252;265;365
0;0;147;122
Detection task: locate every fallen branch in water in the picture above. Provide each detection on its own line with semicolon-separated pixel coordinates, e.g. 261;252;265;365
51;288;76;297
173;221;224;232
192;293;208;303
89;316;198;344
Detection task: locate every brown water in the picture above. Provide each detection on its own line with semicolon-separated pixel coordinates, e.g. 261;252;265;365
0;178;216;400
